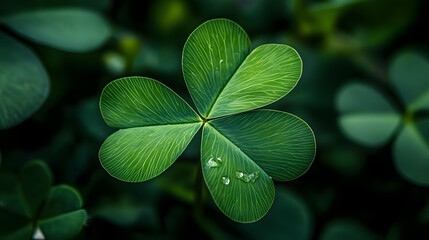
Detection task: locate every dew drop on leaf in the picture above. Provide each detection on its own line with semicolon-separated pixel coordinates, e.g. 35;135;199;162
206;157;222;168
235;171;260;183
221;176;230;185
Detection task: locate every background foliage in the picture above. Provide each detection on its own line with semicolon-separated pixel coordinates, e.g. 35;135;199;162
0;0;428;239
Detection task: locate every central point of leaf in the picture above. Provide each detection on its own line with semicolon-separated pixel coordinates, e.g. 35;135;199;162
403;110;414;124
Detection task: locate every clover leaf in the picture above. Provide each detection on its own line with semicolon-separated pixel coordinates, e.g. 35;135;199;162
0;160;86;240
0;5;111;129
336;51;429;186
3;8;111;52
0;32;49;130
99;19;316;223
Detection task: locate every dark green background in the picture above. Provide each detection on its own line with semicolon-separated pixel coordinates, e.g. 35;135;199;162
1;0;428;239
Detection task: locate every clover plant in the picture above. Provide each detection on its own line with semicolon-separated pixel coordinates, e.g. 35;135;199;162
336;51;429;186
0;160;86;240
0;6;111;129
99;19;316;223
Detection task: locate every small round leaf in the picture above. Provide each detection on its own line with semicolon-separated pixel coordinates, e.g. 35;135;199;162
336;82;401;146
393;122;429;186
390;52;429;111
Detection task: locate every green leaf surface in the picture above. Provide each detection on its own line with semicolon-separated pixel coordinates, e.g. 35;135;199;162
201;110;314;222
182;19;251;118
336;83;401;146
100;77;201;128
3;8;111;52
0;32;49;130
0;218;32;240
209;44;302;118
182;19;302;119
37;185;87;239
19;161;53;218
208;110;316;181
336;82;397;112
320;219;378;240
40;185;83;219
39;209;86;240
390;52;429;111
0;162;86;239
238;188;313;240
201;122;275;223
393;123;429;186
0;0;112;16
0;174;29;217
339;113;401;146
0;206;31;239
100;122;202;182
417;118;429;143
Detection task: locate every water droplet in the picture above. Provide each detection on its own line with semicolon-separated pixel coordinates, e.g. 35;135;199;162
249;172;260;182
219;59;224;64
206;158;218;167
221;176;230;185
235;171;260;183
206;157;223;168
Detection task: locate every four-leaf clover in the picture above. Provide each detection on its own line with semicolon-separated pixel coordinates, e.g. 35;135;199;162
336;51;429;186
99;19;316;222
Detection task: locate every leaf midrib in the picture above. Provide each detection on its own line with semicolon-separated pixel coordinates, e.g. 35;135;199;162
116;120;203;129
205;49;250;119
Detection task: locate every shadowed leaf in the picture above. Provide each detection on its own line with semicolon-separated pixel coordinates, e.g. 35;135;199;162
3;8;111;52
336;82;401;146
394;122;429;186
0;32;49;129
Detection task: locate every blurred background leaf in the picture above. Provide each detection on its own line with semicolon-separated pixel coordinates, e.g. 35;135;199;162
3;8;111;52
0;32;49;130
